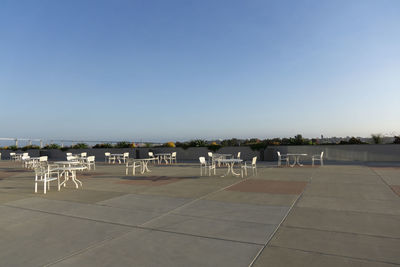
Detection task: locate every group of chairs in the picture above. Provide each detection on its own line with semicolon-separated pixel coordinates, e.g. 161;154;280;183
199;152;257;178
277;151;324;167
104;152;129;164
148;152;177;164
66;152;96;170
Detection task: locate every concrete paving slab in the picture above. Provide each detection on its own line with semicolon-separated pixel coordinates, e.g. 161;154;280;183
297;195;400;215
303;183;399;201
0;205;130;267
139;183;225;198
0;193;31;204
144;213;276;244
6;197;82;214
283;207;400;238
253;246;399;267
205;190;298;206
175;199;289;224
52;228;262;267
391;185;400;197
311;173;384;184
380;176;400;186
40;189;128;204
98;193;192;213
270;226;400;264
227;179;307;195
63;203;163;226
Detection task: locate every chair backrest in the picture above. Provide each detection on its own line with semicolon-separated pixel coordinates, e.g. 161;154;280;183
39;156;48;162
87;156;95;162
199;157;206;164
172;152;176;157
123;152;129;157
22;155;30;160
23;152;29;157
237;152;241;158
320;151;324;158
105;152;110;156
251;156;257;166
277;151;281;157
208;152;213;157
10;152;16;156
67;156;76;161
81;152;87;157
149;152;154;157
66;152;72;156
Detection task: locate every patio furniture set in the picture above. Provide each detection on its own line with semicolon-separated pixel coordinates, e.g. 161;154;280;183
277;151;324;167
125;151;177;176
10;152;97;194
199;152;257;178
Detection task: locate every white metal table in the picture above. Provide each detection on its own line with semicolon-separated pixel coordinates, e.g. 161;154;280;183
218;158;243;177
212;153;232;166
55;165;87;188
286;153;308;167
155;153;172;164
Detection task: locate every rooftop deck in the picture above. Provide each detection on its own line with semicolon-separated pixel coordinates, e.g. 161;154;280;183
1;161;400;266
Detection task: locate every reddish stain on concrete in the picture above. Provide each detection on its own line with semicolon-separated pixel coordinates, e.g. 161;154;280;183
227;179;308;195
391;185;400;197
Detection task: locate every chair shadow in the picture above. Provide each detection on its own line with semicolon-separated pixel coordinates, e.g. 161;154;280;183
121;175;198;181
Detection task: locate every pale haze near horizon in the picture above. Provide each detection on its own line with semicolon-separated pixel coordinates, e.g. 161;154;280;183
1;0;399;142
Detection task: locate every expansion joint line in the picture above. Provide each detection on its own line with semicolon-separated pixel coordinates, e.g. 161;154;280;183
248;168;317;267
45;175;252;265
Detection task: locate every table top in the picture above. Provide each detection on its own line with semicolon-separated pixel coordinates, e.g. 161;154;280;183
218;159;243;163
286;153;308;156
110;153;124;156
155;153;171;156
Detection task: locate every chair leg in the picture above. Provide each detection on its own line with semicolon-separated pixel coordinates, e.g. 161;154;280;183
321;158;324;166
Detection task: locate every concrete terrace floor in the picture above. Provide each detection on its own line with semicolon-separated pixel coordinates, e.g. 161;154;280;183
0;160;400;267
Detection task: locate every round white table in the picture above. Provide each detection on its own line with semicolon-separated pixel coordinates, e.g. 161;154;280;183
218;158;243;177
286;154;308;167
56;165;87;188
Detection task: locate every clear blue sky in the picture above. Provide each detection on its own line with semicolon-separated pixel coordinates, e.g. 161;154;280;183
1;0;399;142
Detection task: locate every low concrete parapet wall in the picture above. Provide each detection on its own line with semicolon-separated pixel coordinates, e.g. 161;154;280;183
265;144;400;162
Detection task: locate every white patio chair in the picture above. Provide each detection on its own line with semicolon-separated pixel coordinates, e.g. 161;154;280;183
122;152;129;163
241;156;257;177
169;152;177;164
207;152;213;164
312;152;324;166
277;151;289;167
199;157;216;176
126;159;142;175
34;165;60;194
104;152;114;163
85;156;96;170
148;152;159;164
67;156;77;162
22;154;31;168
9;152;16;161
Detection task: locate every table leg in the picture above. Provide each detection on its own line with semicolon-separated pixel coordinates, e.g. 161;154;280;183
297;156;304;166
231;162;241;176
